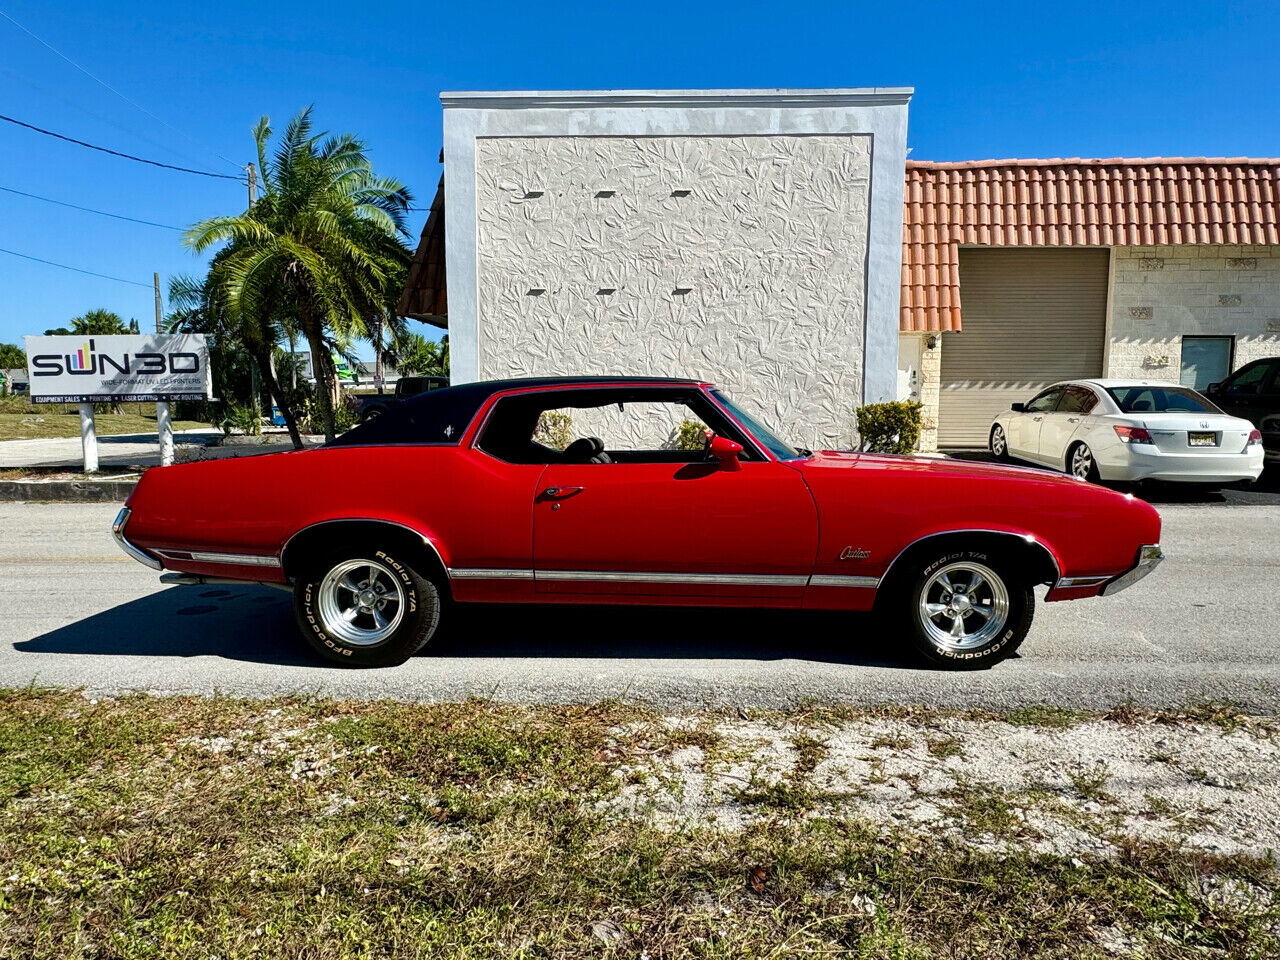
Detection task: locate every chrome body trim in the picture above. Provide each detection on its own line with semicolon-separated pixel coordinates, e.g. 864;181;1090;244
278;518;448;579
537;570;810;587
879;529;1062;588
808;574;880;588
1054;575;1111;589
447;567;535;580
112;508;163;571
156;549;281;568
1099;544;1164;596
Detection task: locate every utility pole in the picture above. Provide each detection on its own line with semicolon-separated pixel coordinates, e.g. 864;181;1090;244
247;162;257;205
246;162;262;420
154;272;174;466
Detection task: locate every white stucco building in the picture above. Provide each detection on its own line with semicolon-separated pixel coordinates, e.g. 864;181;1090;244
401;88;912;449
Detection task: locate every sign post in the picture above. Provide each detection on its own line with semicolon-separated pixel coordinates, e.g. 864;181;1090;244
23;333;211;473
153;273;173;466
78;402;98;473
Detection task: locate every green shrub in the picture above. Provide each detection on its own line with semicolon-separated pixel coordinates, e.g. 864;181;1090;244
670;419;709;451
534;411;573;450
855;400;923;454
220;403;262;437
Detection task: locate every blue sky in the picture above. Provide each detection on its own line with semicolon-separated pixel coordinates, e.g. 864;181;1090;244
2;0;1278;354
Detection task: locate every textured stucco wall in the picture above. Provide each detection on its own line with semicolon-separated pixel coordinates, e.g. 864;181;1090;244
1107;245;1280;380
473;134;873;449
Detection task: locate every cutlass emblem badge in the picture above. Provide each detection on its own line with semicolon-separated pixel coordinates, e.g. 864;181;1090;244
839;546;870;560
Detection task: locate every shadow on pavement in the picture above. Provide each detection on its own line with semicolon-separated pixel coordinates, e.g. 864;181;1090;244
15;584;922;669
945;450;1280;506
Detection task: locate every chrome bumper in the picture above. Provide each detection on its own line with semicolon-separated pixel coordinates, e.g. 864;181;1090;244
111;507;162;571
1100;544;1163;596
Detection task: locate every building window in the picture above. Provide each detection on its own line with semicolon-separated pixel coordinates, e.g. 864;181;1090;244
1180;336;1234;392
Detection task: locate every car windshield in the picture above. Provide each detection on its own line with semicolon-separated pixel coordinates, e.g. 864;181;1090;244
710;389;804;460
1106;385;1223;415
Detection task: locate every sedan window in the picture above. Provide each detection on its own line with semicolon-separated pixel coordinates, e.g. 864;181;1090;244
1223;362;1274;398
1106;386;1223;414
1057;386;1099;415
1025;388;1063;414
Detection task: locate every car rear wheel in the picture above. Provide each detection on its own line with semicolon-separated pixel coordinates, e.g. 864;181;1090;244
1068;442;1100;482
293;548;442;666
990;424;1010;461
900;549;1034;669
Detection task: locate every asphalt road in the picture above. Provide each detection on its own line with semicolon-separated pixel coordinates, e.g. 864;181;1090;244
1;500;1278;711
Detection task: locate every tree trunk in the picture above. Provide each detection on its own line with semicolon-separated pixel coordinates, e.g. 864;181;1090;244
258;350;303;449
305;326;337;443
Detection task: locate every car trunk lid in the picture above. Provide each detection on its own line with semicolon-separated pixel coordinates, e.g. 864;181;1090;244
1132;413;1253;454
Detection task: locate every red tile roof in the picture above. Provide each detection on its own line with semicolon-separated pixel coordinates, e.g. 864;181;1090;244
902;157;1280;332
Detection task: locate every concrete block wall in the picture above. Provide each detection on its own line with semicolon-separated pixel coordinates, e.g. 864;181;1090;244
1107;245;1280;380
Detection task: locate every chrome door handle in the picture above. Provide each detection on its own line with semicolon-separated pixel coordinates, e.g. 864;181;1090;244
1067;417;1080;423
539;486;584;501
1032;416;1043;422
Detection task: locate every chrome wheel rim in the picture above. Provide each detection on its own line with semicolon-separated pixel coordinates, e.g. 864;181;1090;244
917;561;1009;651
992;426;1007;456
317;559;406;646
1071;445;1093;479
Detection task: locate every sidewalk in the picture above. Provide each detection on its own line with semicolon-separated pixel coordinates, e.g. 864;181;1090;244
0;429;322;470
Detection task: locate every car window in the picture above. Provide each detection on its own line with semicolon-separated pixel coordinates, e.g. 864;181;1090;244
1224;362;1272;398
478;388;754;465
1025;388;1062;414
1105;386;1223;414
1057;386;1099;415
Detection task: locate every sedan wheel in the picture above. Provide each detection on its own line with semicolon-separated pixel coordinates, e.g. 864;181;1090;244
294;547;442;666
899;549;1034;669
990;424;1010;461
1069;443;1099;482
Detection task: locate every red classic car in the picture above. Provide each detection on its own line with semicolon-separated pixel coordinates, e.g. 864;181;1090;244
112;377;1163;669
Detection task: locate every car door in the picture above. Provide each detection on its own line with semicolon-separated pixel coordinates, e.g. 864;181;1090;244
1037;385;1098;470
1007;387;1062;459
531;392;818;601
1211;360;1276;426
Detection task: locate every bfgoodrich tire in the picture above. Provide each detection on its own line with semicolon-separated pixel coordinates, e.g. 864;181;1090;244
293;547;442;667
900;547;1034;669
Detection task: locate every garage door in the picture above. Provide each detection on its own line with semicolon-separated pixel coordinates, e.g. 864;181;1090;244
939;248;1110;448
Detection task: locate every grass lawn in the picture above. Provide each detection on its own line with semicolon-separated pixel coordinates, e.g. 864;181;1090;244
1;691;1276;959
0;405;208;442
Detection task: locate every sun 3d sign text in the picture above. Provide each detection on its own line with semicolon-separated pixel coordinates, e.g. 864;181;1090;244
22;334;211;403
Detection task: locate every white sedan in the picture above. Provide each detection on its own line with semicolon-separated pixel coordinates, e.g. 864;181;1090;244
989;379;1264;485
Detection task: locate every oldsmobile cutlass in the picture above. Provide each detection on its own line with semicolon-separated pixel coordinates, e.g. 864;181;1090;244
113;377;1163;669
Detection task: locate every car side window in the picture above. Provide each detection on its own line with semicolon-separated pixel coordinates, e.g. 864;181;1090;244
1057;386;1099;415
1225;362;1271;398
1025;388;1062;414
477;389;755;465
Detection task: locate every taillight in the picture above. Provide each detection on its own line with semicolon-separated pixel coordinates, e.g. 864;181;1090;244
1114;425;1155;445
1247;429;1263;447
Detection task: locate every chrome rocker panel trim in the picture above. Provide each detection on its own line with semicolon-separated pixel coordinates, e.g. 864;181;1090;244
1099;544;1164;596
111;507;162;571
155;549;282;568
447;568;879;589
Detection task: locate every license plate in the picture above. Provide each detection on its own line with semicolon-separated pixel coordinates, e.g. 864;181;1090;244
1188;432;1216;446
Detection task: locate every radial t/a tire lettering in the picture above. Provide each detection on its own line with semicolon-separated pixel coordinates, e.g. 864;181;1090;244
899;548;1034;669
293;547;442;667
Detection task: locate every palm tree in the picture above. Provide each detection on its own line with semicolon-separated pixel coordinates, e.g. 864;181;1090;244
45;308;130;337
166;256;304;449
184;107;413;441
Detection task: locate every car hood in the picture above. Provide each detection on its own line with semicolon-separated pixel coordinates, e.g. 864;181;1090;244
800;450;1085;486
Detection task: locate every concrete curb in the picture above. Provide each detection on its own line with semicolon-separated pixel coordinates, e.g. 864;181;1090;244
0;479;136;503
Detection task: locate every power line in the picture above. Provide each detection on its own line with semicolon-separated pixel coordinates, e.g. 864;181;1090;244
0;184;182;230
0;246;152;288
0;5;242;172
0;113;244;180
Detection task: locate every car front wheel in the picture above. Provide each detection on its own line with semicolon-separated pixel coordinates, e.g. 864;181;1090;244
293;548;442;666
990;424;1010;461
900;550;1034;669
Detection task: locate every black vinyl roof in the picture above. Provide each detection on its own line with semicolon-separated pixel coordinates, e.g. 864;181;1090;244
329;376;707;447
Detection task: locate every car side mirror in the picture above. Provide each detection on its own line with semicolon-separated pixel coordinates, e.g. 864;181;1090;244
707;432;743;470
1206;382;1221;395
1011;402;1026;412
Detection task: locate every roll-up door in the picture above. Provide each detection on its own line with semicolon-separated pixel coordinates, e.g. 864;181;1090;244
939;248;1110;447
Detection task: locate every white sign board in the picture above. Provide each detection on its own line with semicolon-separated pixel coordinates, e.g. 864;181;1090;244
22;334;211;403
